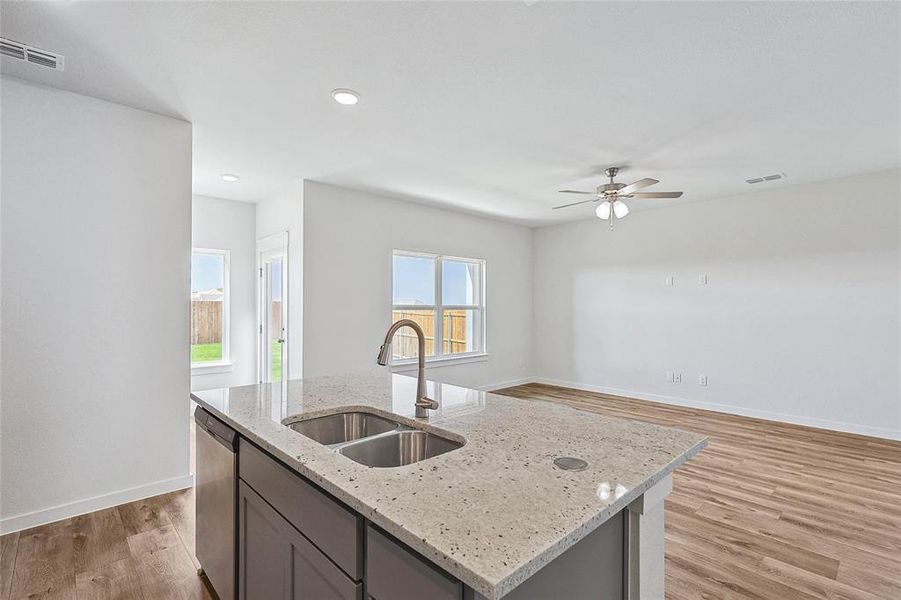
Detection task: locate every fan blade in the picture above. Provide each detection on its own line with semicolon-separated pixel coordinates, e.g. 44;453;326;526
628;191;683;199
557;189;595;194
617;178;658;195
552;198;599;210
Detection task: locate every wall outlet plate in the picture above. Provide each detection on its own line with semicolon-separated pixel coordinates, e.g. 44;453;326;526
674;373;682;383
666;371;675;383
698;274;708;285
698;374;708;386
665;275;674;287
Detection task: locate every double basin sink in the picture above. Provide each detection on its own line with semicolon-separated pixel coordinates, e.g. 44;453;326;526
285;410;463;468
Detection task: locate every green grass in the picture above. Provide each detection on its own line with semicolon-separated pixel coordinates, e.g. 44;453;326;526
191;343;222;363
191;340;282;382
271;339;282;382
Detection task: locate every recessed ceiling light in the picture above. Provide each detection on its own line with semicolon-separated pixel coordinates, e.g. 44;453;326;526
221;174;240;182
331;88;360;106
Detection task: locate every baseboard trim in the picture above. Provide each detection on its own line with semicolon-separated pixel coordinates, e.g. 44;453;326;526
525;377;901;442
0;473;194;535
480;377;534;392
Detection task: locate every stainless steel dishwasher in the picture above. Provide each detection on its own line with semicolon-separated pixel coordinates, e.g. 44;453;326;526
195;406;238;600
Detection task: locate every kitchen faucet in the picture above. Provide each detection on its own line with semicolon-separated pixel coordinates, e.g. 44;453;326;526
376;319;439;418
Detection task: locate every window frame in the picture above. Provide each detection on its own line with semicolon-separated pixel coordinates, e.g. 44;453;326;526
391;249;487;366
190;247;231;370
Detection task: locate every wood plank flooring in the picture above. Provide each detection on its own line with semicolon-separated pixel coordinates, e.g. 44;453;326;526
2;384;899;599
494;383;901;600
0;488;211;600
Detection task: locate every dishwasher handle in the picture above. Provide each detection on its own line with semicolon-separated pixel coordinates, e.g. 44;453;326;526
194;406;238;452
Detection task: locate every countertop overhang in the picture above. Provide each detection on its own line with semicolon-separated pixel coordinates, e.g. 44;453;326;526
191;372;707;599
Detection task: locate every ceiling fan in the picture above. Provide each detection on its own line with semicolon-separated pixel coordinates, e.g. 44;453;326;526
554;167;683;229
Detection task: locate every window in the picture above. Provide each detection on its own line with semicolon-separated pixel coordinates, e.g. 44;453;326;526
391;250;485;362
191;249;230;365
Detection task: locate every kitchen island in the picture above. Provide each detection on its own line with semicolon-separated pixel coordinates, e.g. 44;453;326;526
191;372;706;600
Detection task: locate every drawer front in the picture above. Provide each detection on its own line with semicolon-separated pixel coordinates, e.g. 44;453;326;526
239;439;363;579
366;526;462;600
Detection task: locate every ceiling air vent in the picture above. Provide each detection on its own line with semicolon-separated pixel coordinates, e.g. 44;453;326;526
0;38;65;71
745;173;785;185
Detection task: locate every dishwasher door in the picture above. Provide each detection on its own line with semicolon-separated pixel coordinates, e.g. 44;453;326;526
195;406;238;600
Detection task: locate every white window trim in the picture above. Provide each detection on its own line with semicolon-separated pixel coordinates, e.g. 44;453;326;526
191;248;231;371
391;250;487;366
391;352;489;371
190;361;234;374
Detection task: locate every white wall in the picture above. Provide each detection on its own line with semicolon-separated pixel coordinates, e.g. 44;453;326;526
532;170;901;439
191;195;257;391
255;181;303;379
0;78;193;532
302;181;532;390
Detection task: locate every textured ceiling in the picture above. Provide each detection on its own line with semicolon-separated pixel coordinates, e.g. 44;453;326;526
2;1;898;225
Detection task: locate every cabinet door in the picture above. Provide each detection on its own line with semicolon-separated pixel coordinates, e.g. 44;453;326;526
239;481;361;600
367;526;462;600
239;481;288;600
286;522;361;600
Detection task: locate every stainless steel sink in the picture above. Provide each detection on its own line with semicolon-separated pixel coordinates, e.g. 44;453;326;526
338;430;463;468
287;411;400;446
286;409;464;467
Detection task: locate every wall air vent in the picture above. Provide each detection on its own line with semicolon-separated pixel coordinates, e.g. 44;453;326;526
0;38;65;71
745;173;785;185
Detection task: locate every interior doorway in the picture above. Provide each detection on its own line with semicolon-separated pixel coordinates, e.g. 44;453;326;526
257;232;289;390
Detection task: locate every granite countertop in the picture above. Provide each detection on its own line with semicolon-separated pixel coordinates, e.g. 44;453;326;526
191;372;706;599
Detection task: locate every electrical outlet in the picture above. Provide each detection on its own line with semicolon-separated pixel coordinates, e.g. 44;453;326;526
698;274;708;285
665;275;674;287
674;372;682;383
666;371;674;383
698;374;708;386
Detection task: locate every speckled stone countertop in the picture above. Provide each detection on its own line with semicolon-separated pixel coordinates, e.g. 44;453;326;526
191;372;706;599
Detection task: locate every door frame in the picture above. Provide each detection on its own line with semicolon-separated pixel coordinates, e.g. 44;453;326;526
257;231;289;386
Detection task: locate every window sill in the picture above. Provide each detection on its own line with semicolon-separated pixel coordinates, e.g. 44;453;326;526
191;361;234;375
390;353;489;372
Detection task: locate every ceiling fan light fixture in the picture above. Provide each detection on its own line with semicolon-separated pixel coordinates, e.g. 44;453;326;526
553;166;683;227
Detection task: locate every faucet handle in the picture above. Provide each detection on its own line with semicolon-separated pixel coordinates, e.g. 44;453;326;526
416;396;439;410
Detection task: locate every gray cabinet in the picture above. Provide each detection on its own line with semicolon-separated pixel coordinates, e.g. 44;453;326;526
238;481;362;600
239;439;363;579
367;525;462;600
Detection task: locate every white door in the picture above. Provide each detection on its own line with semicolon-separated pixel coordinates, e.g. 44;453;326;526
258;233;288;386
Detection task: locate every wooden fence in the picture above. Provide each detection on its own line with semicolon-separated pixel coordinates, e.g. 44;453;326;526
191;301;222;345
391;309;472;358
191;300;283;346
192;302;467;353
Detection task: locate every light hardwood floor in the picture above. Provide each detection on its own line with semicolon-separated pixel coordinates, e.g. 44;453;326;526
496;384;901;600
0;487;211;600
2;384;899;599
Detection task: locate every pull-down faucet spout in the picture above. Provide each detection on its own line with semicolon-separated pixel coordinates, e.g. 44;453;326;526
377;319;439;418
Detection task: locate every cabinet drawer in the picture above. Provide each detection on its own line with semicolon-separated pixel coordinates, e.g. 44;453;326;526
366;526;462;600
239;439;363;579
